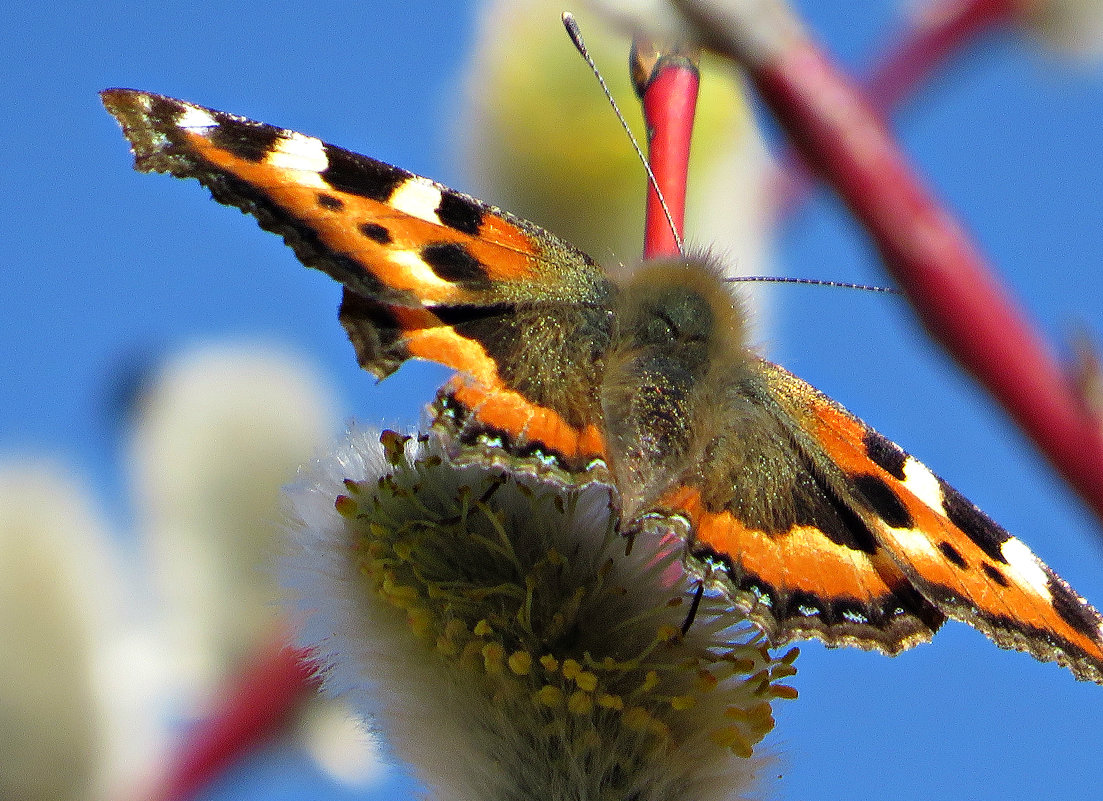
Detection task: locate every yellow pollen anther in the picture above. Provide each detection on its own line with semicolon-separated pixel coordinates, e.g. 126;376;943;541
670;695;696;711
407;607;432;638
436;635;458;656
597;693;624;710
710;726;754;758
656;624;680;642
334;495;358;517
574;671;598;692
535;685;564;708
623;706;653;731
482;642;505;674
568;690;593;715
772;663;798;679
695;670;718;691
508;651;532;676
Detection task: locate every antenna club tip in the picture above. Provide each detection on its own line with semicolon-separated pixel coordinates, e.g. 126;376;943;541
562;11;583;48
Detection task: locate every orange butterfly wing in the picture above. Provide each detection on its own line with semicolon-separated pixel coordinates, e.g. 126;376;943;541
102;88;610;474
678;359;1103;682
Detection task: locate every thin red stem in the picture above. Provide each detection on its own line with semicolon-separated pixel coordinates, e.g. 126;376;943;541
636;49;699;257
772;0;1016;216
866;0;1014;112
139;637;318;801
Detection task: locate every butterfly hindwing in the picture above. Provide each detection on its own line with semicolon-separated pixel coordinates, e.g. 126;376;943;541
758;360;1103;682
635;355;947;653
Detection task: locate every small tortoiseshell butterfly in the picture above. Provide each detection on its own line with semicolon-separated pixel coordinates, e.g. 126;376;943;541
103;88;1103;683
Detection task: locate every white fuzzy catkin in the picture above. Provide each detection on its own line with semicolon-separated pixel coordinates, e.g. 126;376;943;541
283;428;797;801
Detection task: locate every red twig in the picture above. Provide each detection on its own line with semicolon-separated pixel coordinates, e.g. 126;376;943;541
631;40;700;257
137;636;318;801
675;0;1103;523
772;0;1016;216
864;0;1013;113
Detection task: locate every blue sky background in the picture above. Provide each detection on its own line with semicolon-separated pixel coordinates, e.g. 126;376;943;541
4;2;1103;799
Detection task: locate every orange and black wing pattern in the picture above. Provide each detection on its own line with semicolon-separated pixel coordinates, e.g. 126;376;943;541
102;88;611;475
680;359;1103;683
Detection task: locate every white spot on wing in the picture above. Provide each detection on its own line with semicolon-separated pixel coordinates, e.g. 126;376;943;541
176;104;218;131
266;132;329;172
389;178;444;225
901;457;946;514
882;524;940;558
1001;538;1053;599
388;249;454;294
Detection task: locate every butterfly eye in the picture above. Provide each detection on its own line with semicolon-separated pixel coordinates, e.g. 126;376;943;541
639;310;679;345
632;287;714;350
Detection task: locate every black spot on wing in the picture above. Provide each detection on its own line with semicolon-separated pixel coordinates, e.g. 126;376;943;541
982;563;1010;587
205;114;283;163
828;597;867;625
1047;573;1103;641
938;541;968;569
430;303;516;328
938;477;1010;564
768;468;879;553
863;429;907;480
436;190;485;236
142;93;183;124
784;590;825;620
359;222;391;244
853;474;914;529
420;242;491;288
321;144;406;200
193;169;401;303
818;494;879;554
316;192;344;210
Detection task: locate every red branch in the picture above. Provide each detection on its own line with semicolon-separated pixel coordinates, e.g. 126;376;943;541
677;0;1103;523
136;637;318;801
772;0;1016;216
632;41;700;257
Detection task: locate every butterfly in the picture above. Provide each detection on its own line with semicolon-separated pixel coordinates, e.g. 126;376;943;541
102;88;1103;684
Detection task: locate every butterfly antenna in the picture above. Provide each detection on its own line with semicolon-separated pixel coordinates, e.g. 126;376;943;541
726;275;902;294
562;12;684;253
